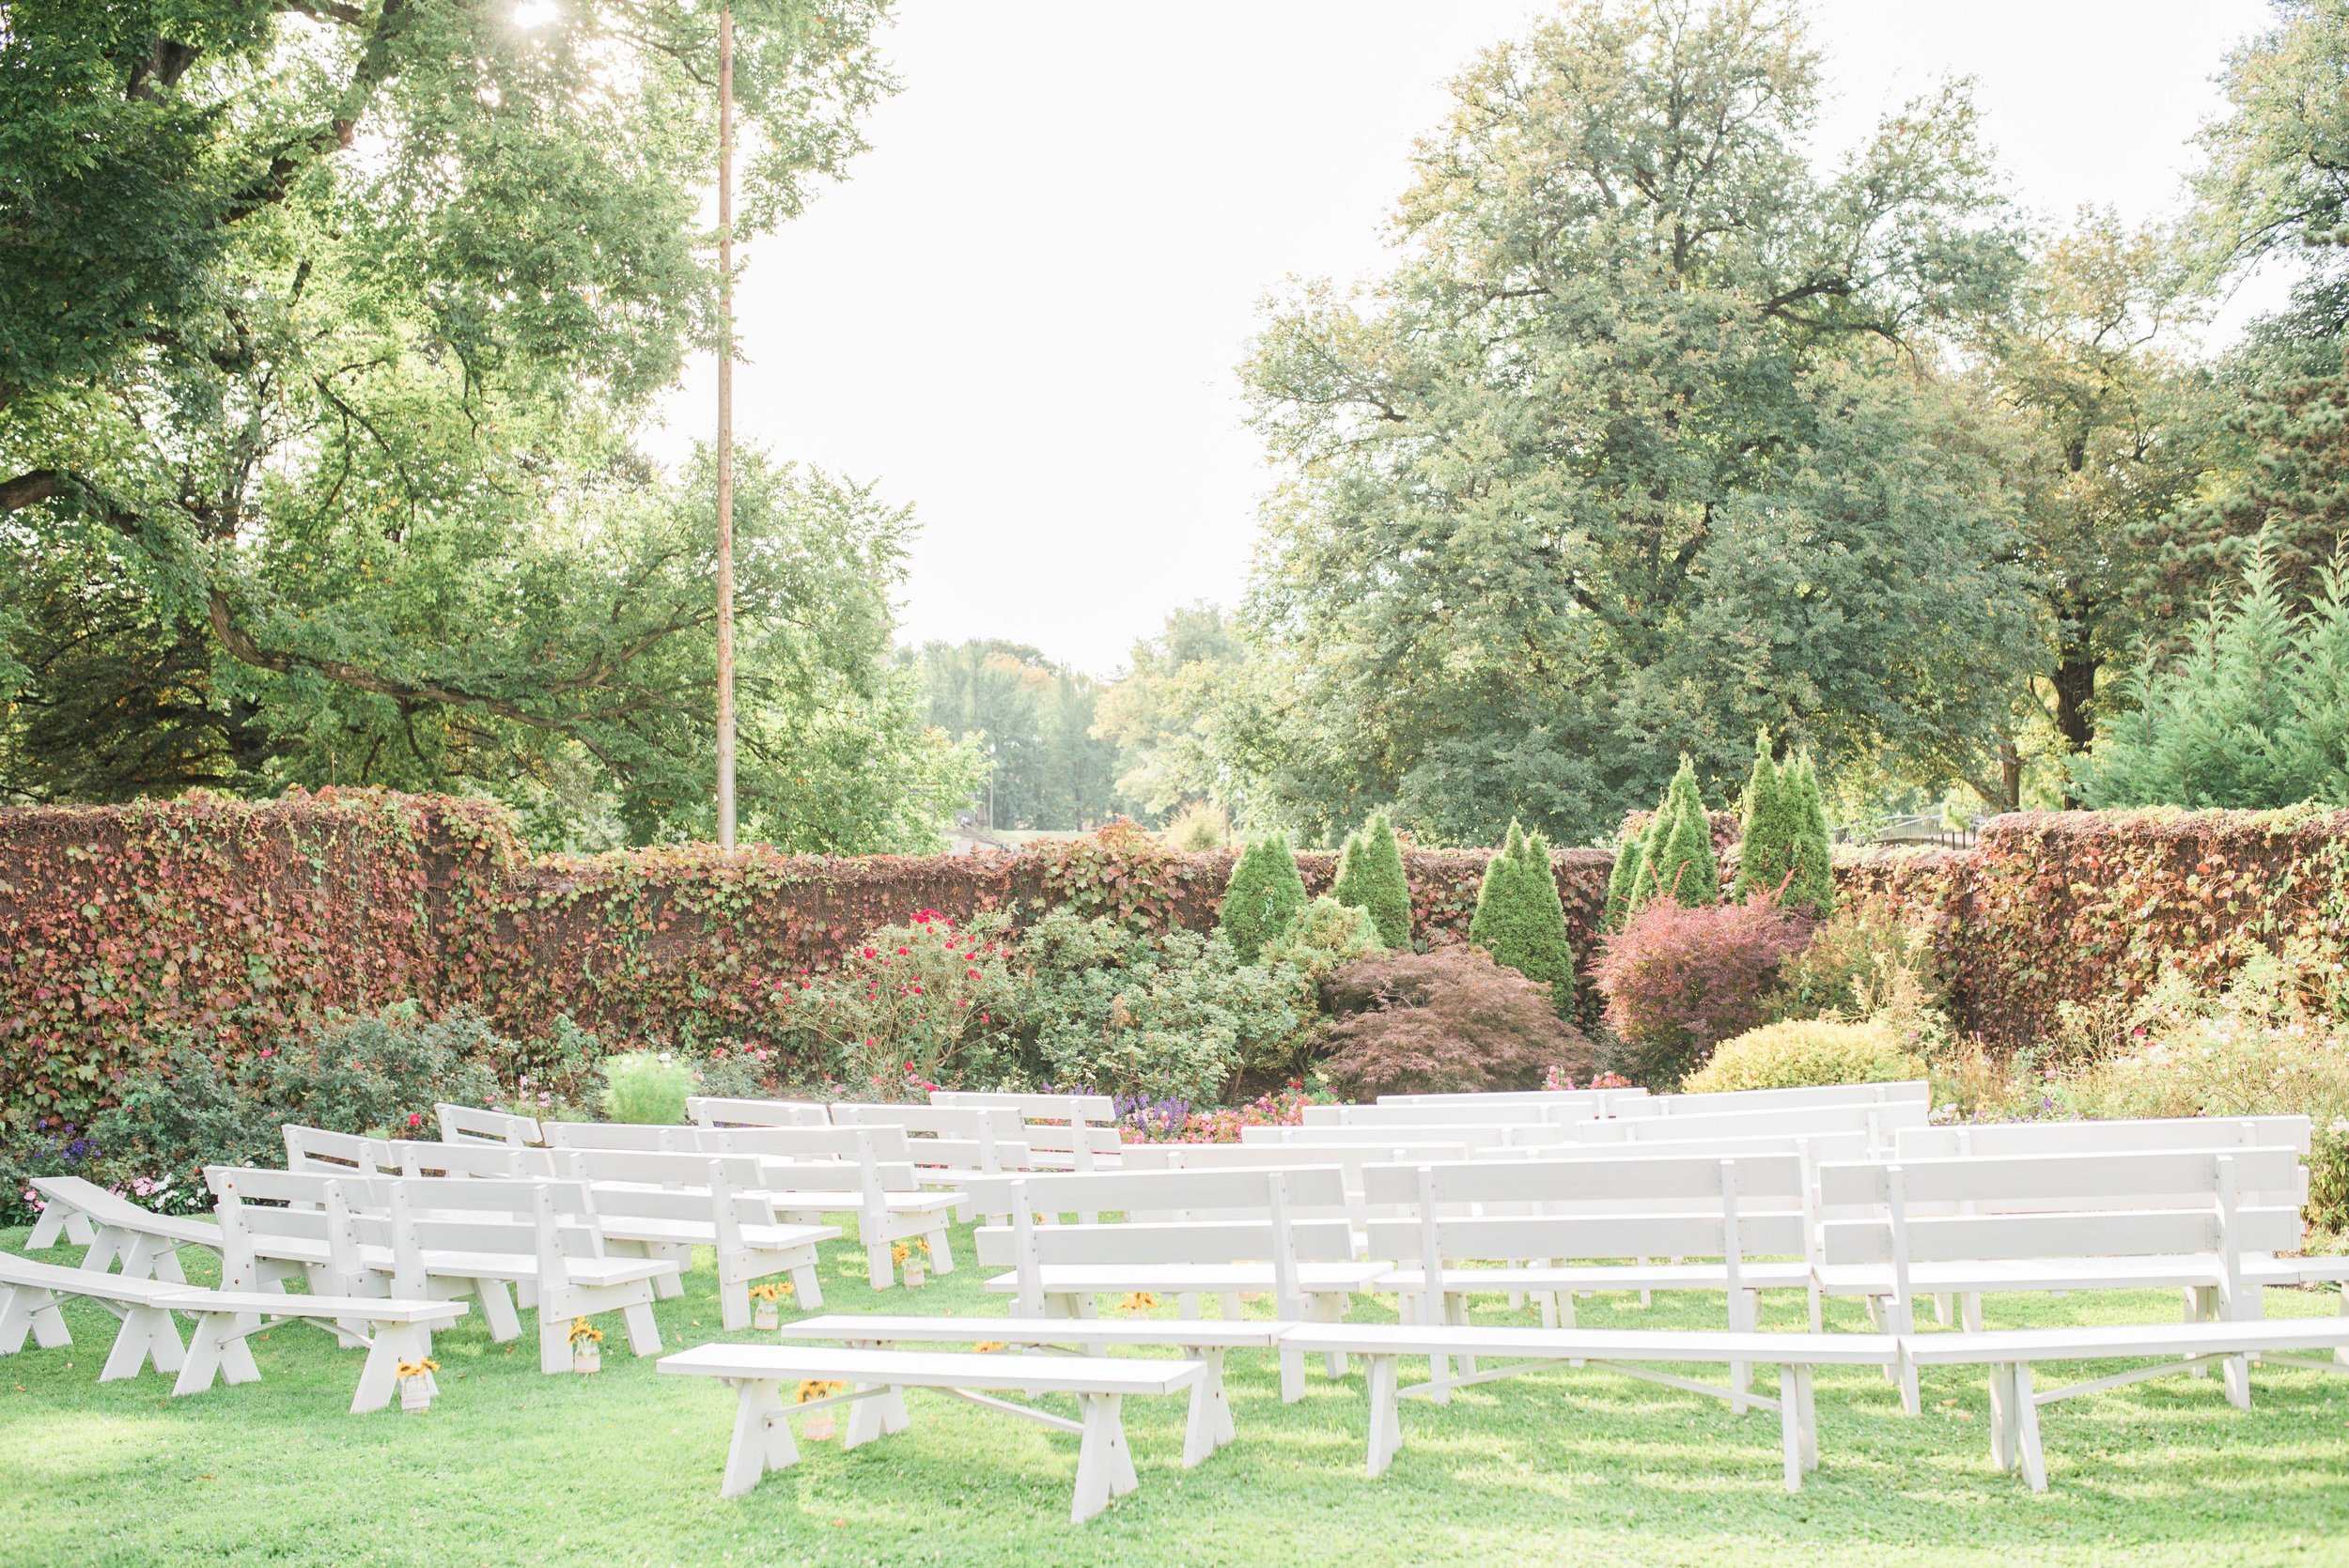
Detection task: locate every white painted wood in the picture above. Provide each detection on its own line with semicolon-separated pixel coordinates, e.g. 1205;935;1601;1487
684;1095;831;1128
551;1148;838;1324
435;1104;541;1147
1896;1114;2311;1161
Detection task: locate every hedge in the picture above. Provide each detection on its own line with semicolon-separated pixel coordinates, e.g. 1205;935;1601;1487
0;794;1617;1135
11;792;2346;1142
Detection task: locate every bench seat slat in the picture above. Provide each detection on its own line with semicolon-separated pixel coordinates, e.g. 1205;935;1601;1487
777;1313;1293;1349
659;1343;1204;1395
1279;1323;1901;1366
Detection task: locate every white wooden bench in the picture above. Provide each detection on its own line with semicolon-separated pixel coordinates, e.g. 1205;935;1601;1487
1902;1316;2349;1489
1376;1086;1649;1115
1301;1100;1602;1128
371;1176;680;1372
684;1095;831;1129
27;1175;223;1281
1895;1113;2312;1162
826;1102;1036;1216
976;1167;1380;1401
930;1090;1125;1173
1615;1080;1931;1119
1;1252;193;1380
544;1121;957;1289
658;1342;1204;1522
1281;1322;1899;1491
1818;1147;2307;1411
1572;1098;1927;1153
775;1312;1292;1467
154;1289;468;1412
436;1103;543;1146
1365;1152;1820;1409
548;1148;838;1324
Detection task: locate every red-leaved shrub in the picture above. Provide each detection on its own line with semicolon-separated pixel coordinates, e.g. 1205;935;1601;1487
1312;947;1600;1099
1590;896;1816;1085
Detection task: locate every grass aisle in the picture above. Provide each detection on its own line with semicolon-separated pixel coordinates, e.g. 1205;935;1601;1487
4;1220;2349;1565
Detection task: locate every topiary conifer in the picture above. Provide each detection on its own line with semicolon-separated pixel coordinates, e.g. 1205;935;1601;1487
1331;809;1413;949
1217;832;1309;962
1470;819;1577;1010
1781;754;1837;917
1602;816;1648;933
1732;729;1794;904
1648;756;1719;907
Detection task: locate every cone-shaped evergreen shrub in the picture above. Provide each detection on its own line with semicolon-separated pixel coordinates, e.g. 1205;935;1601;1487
1602;817;1649;933
1217;832;1308;962
1649;757;1719;907
1331;809;1412;948
1469;819;1577;1010
1781;754;1836;917
1732;730;1794;903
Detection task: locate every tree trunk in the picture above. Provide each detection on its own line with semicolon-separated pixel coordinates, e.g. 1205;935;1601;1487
2050;655;2097;808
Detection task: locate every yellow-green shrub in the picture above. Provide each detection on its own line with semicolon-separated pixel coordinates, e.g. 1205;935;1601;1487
1684;1017;1925;1094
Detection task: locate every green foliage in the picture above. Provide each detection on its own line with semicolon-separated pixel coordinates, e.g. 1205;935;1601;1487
2075;547;2349;810
1162;800;1233;851
264;1004;503;1138
2061;941;2349;1230
1602;818;1649;933
1261;896;1385;984
0;3;964;850
1781;754;1837;917
599;1052;695;1126
904;640;1119;831
1767;897;1947;1024
1732;733;1791;903
1009;910;1309;1102
1315;947;1599;1099
805;911;1022;1095
1330;810;1412;948
1092;604;1249;824
1227;0;2033;846
1684;1017;1926;1094
1648;760;1720;908
1468;819;1576;1010
1216;833;1308;963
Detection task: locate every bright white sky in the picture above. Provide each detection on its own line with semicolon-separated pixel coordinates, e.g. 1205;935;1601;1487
651;0;2286;677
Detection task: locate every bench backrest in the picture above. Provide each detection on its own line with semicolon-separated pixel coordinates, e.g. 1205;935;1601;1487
386;1140;534;1179
826;1103;1033;1171
435;1103;542;1147
1613;1080;1930;1120
551;1149;771;1230
1300;1101;1599;1128
1570;1100;1925;1150
1374;1086;1649;1112
1241;1121;1534;1152
283;1125;397;1177
1819;1150;2305;1300
684;1095;831;1129
976;1170;1347;1311
931;1089;1118;1122
206;1165;386;1289
1894;1115;2313;1161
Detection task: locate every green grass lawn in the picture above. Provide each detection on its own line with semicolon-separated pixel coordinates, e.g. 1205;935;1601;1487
6;1220;2349;1566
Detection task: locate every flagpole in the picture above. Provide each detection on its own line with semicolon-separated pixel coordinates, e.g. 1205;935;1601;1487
714;6;739;850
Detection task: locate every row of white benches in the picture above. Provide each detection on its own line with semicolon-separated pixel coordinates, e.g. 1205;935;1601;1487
661;1308;2349;1519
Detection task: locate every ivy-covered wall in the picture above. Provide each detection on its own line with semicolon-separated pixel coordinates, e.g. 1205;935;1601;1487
0;794;1618;1133
11;792;2342;1139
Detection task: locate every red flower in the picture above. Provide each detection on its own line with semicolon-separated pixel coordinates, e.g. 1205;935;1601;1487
407;1112;423;1127
895;946;910;955
861;946;877;958
966;968;982;980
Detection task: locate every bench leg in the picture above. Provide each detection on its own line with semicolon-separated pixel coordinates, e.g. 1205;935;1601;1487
1796;1365;1819;1471
2012;1363;2046;1491
78;1226;122;1276
1366;1354;1403;1477
866;1236;893;1291
26;1204;68;1250
721;1278;751;1333
1181;1348;1233;1467
0;1284;71;1353
538;1314;571;1375
792;1262;824;1312
722;1378;796;1498
1314;1294;1346;1377
1071;1393;1136;1524
1987;1362;2014;1472
1778;1366;1804;1493
1933;1291;1954;1327
649;1245;687;1301
477;1281;521;1343
352;1322;426;1414
1729;1289;1757;1416
621;1301;662;1358
1807;1281;1823;1334
104;1304;184;1383
1961;1292;1983;1335
927;1225;955;1277
2337;1282;2347;1367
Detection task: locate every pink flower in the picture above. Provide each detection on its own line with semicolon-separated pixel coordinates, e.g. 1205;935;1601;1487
407;1112;423;1127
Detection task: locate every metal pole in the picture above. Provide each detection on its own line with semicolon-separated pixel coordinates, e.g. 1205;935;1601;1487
714;7;738;849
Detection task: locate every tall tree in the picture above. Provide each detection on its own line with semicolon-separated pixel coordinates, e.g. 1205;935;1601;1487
906;639;1118;830
0;1;971;850
1093;603;1248;824
1237;0;2035;846
1975;213;2235;807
